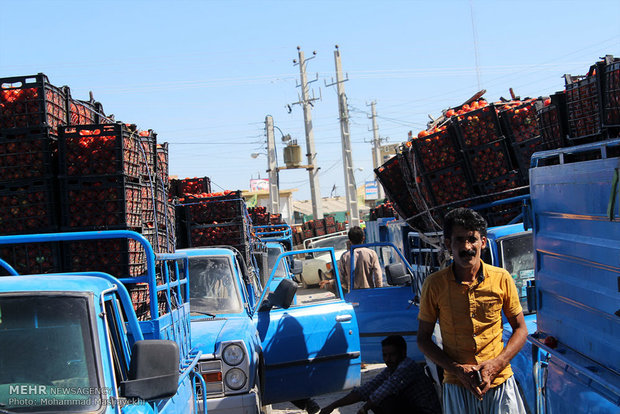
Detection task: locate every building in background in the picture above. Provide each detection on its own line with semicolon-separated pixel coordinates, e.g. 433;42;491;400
242;188;297;223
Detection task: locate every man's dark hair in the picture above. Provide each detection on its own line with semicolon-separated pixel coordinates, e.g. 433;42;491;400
443;207;488;239
348;226;365;245
381;335;407;353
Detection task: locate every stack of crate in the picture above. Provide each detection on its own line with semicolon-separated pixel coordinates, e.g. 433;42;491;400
58;123;146;276
176;190;257;266
139;131;175;253
537;92;569;150
562;55;620;145
0;73;108;275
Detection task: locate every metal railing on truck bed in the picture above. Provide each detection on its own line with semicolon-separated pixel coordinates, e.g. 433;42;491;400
0;230;192;353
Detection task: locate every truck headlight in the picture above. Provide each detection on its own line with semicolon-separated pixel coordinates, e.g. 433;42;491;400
222;343;245;366
224;368;247;390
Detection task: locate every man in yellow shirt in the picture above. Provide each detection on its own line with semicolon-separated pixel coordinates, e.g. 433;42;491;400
417;208;527;413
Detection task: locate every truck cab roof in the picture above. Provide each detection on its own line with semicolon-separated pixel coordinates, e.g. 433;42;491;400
0;274;116;295
486;222;528;239
179;246;238;257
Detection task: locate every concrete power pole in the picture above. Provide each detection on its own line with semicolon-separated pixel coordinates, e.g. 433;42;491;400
369;101;385;200
265;115;280;214
327;45;359;227
293;47;323;220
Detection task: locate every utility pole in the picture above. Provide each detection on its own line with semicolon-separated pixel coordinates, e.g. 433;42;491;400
369;101;385;200
327;45;359;227
293;47;323;220
265;115;280;214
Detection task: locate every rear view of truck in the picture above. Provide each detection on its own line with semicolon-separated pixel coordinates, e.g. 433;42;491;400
528;139;620;413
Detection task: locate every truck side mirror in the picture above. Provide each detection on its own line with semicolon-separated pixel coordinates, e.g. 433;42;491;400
120;340;180;401
385;263;412;286
259;278;298;311
289;259;303;275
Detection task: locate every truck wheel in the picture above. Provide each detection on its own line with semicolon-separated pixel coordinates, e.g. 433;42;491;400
255;376;271;414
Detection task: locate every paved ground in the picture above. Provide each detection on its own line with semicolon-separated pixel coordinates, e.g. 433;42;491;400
271;364;385;414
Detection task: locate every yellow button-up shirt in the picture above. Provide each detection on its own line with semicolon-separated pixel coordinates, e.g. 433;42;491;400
418;261;522;387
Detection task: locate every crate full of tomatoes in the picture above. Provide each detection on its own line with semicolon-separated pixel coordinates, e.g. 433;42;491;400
510;135;545;180
564;65;604;142
452;101;503;147
187;221;250;248
375;154;423;220
142;181;168;226
169;176;212;199
601;56;620;127
68;95;103;127
499;98;543;144
127;284;172;321
409;123;463;174
420;163;475;209
249;206;270;225
151;202;177;236
474;171;527;227
59;175;142;230
0;127;58;180
0;73;68;135
537;93;569;150
377;152;437;231
462;138;515;184
63;237;147;277
143;227;176;254
369;201;397;220
181;190;246;225
138;129;157;179
0;242;62;276
59;124;142;180
0;178;58;235
156;143;169;188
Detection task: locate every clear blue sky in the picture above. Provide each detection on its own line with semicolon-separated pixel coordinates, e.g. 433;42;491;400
1;0;618;201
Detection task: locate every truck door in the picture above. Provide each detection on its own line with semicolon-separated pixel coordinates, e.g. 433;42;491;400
344;242;429;363
254;249;361;405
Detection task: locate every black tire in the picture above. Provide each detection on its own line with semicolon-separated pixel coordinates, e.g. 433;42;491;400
255;371;271;414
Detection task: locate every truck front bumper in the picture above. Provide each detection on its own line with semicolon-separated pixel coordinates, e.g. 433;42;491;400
200;390;259;414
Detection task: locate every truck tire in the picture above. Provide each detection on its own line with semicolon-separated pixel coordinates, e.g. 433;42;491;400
255;375;271;414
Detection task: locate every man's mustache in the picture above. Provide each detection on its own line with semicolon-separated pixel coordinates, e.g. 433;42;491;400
459;250;476;258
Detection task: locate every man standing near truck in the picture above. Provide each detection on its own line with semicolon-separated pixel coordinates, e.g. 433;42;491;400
319;226;383;294
417;208;528;414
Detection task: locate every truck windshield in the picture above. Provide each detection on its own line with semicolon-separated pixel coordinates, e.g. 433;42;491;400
0;295;100;412
267;246;287;278
189;256;243;314
499;233;535;311
311;236;348;251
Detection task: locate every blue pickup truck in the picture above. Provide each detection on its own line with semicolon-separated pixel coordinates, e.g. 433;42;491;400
181;245;361;413
0;230;206;414
514;139;620;413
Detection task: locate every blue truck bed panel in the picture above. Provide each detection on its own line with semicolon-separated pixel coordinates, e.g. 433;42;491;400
530;142;620;375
